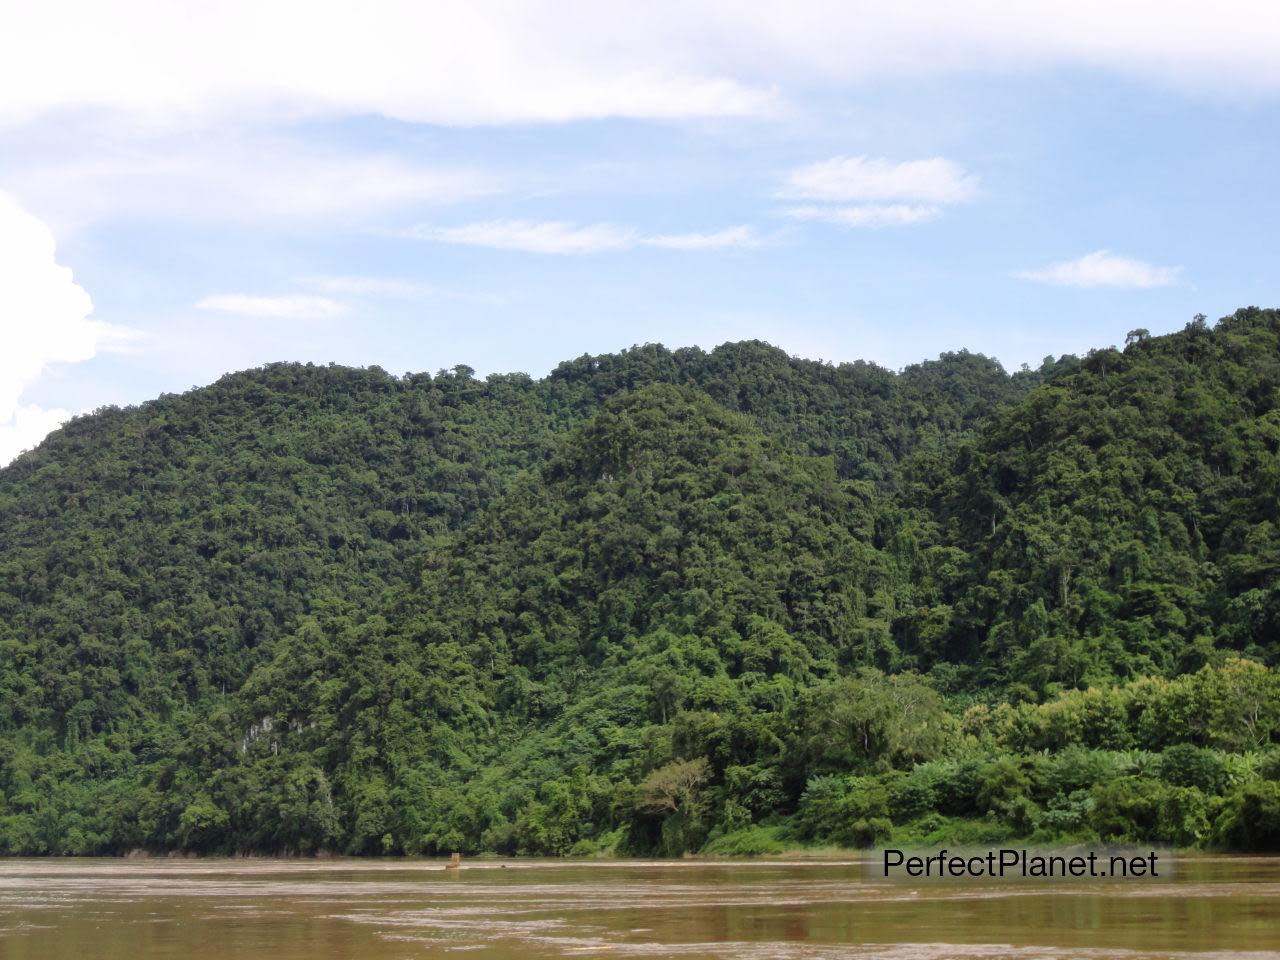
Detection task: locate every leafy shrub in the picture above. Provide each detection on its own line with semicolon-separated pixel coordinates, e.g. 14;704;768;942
794;775;891;846
1216;782;1280;851
849;817;893;847
1035;790;1095;834
1043;747;1125;796
701;825;787;856
1158;744;1227;793
794;775;851;841
1089;777;1167;841
1257;747;1280;781
887;774;937;821
920;757;985;817
1155;786;1211;846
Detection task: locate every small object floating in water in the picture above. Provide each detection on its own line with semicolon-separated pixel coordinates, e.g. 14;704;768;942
445;852;462;870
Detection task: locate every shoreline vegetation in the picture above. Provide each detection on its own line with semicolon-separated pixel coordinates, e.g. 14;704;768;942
27;844;1272;862
1;310;1279;857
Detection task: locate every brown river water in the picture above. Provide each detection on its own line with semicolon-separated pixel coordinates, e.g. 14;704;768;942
1;857;1278;959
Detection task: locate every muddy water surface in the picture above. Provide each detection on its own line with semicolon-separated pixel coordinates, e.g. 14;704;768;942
1;857;1278;958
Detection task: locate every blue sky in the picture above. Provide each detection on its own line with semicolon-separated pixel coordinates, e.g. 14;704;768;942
2;1;1279;462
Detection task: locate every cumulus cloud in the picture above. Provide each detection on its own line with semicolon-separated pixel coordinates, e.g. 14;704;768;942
195;294;347;319
412;220;760;254
1017;250;1182;289
0;190;133;465
0;404;74;468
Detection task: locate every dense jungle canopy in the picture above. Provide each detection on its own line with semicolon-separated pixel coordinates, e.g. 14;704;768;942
1;308;1278;855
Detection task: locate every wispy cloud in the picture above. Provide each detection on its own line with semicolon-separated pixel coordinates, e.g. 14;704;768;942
779;156;975;229
197;276;514;319
645;226;762;250
782;204;941;228
1017;250;1182;289
416;220;636;254
195;294;347;319
300;275;442;300
411;220;761;254
298;274;509;306
781;156;977;205
3;134;498;237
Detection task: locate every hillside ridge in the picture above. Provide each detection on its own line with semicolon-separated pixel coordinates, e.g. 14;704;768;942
1;312;1277;856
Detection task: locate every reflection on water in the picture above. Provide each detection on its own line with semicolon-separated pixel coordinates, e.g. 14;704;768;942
0;857;1278;959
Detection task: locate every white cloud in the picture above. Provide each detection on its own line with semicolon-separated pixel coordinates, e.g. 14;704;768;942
1017;250;1182;289
217;152;492;218
3;135;496;235
299;275;510;306
781;156;977;205
0;3;776;128
413;220;760;254
2;4;1274;240
783;204;942;227
300;276;442;300
195;294;347;319
0;190;134;465
645;226;761;249
5;2;1276;133
779;156;973;228
417;220;637;254
0;404;74;467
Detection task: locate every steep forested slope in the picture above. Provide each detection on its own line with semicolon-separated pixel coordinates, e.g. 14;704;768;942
211;385;888;854
0;314;1277;856
0;364;559;741
894;308;1280;687
0;342;1033;749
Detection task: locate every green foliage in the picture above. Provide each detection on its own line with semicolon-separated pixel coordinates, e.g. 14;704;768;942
1158;744;1227;793
916;308;1280;682
1216;781;1280;851
796;670;957;772
701;824;788;856
1;315;1278;855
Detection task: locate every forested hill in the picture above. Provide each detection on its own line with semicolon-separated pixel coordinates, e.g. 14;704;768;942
1;310;1278;857
0;343;1036;728
891;309;1280;685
